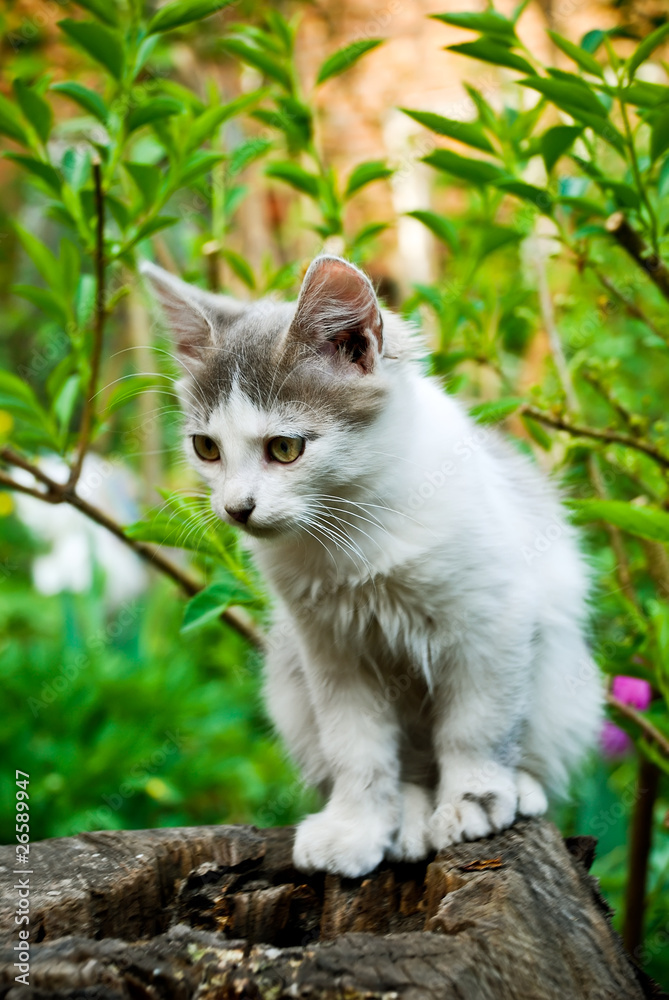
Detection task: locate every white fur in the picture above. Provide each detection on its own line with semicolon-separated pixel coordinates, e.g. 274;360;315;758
148;257;603;877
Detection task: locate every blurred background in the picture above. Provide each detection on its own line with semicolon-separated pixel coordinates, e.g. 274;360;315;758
1;0;668;986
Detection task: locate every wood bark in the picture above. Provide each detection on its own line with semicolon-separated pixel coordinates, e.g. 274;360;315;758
0;819;664;1000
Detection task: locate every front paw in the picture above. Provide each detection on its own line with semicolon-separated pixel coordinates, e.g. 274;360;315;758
293;806;393;877
430;759;518;850
387;783;433;862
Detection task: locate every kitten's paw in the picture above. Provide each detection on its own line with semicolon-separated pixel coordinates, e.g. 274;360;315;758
430;759;518;850
387;783;433;862
516;770;548;817
293;806;392;877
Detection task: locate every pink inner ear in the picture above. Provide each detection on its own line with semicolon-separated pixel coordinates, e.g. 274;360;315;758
292;257;384;370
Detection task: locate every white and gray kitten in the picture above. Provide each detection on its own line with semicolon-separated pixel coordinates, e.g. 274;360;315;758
142;254;602;877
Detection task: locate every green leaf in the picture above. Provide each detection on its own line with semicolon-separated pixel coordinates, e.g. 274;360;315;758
447;39;535;75
557;195;606;217
521;414;552;450
186;90;265;151
540;125;582;172
148;0;233;34
651;110;669;163
12;284;69;327
0;371;56;445
123;161;163;206
125;216;179;249
4;154;61;193
265;10;294;53
477;224;523;259
627;23;669;80
72;0;120;27
495;179;553;214
177;150;225;188
348;221;390;250
61;148;91;193
406;210;458;251
431;11;517;40
14;223;61;286
580;29;605;54
316;39;384;85
228;136;273;176
400;108;494;153
220;38;292;90
519;76;608;117
344;159;393;197
0;94;28;145
265;161;320;198
13;79;53;143
570;500;669;543
422;148;507;185
181;575;255;633
53;374;81;435
126;97;183;133
547;30;604;78
221;248;255;288
470;397;524;424
58;19;125;80
51;81;108;123
12;285;67;328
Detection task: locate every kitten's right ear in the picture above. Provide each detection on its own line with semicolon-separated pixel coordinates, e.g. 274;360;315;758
140;261;243;366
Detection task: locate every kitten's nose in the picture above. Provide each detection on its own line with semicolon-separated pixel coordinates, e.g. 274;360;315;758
225;503;255;525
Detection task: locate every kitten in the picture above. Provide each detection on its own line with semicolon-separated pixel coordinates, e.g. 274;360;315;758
142;254;603;877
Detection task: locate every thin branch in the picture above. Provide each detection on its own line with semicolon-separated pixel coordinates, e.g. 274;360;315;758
520;404;669;471
534;235;577;409
623;756;660;956
0;449;264;650
0;471;56;503
589;264;667;344
607;691;669;759
69;159;106;489
606;213;669;303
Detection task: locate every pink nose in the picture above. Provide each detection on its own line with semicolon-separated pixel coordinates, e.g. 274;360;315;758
225;504;255;524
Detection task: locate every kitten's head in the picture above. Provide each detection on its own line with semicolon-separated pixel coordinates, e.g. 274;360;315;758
142;255;404;538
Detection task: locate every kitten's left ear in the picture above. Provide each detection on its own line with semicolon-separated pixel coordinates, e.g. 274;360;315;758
140;261;244;366
289;255;383;374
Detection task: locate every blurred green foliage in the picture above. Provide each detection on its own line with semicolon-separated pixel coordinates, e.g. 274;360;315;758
1;0;669;986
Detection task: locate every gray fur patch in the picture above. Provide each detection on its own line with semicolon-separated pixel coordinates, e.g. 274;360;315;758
185;298;388;428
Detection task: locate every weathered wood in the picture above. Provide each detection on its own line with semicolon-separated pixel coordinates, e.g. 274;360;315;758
0;819;663;999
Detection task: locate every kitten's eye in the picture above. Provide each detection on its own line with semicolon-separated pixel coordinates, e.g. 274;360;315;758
193;435;220;462
268;436;304;464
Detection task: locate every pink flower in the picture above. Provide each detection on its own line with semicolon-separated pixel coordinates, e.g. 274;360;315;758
600;675;652;757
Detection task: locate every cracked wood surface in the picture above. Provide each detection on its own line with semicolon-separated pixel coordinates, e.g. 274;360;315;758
0;819;661;999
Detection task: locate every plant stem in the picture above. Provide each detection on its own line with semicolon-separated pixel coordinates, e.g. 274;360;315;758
606;213;669;303
68;160;105;489
607;692;669;759
587;264;667;344
623;755;660;956
618;95;659;255
0;449;265;650
520;404;669;471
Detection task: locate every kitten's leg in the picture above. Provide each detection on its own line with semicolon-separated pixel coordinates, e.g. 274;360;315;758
386;783;433;862
515;770;548;817
292;651;401;877
430;642;530;849
263;619;329;788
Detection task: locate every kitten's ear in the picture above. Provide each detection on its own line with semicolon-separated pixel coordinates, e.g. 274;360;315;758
140;261;243;365
289;255;383;374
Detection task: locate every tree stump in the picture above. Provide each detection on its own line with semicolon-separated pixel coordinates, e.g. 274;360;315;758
0;819;663;999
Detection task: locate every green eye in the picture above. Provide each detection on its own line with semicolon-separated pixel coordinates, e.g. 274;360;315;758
268;436;305;464
193;435;220;461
